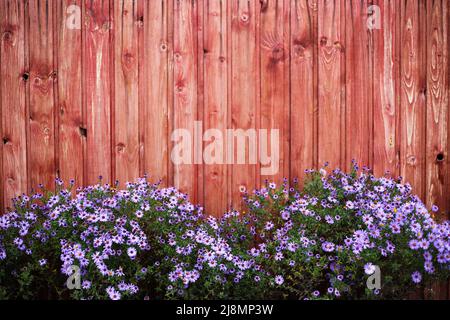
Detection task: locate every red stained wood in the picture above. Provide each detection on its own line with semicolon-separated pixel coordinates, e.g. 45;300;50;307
0;0;27;208
56;0;84;189
0;1;448;249
139;0;169;186
345;0;372;171
230;0;258;208
113;0;139;185
260;0;289;184
373;0;399;177
27;0;57;190
400;0;426;200
173;0;199;202
82;0;112;185
202;0;228;216
426;0;448;220
426;0;449;300
317;0;344;170
290;0;316;186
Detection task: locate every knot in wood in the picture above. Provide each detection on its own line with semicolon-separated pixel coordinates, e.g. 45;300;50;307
406;155;416;165
240;13;249;23
122;52;135;69
2;30;13;43
117;143;126;153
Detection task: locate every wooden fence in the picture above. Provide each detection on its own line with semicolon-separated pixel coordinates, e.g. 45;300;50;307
0;0;449;299
0;0;449;220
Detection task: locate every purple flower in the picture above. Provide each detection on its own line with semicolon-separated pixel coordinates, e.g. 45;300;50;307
106;286;121;300
274;275;284;285
82;280;92;289
281;210;290;221
127;247;137;259
322;241;335;253
411;271;422;284
364;263;376;275
265;222;274;230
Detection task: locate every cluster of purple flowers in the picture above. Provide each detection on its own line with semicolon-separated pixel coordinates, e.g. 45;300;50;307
0;163;449;300
238;164;450;299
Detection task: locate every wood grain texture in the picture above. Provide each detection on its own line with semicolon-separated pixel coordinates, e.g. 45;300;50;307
0;0;27;207
345;0;372;171
83;0;112;185
56;0;84;189
230;0;258;208
202;0;228;215
317;0;344;169
113;0;139;185
260;0;289;184
400;0;426;200
0;1;450;244
290;0;315;185
139;0;169;185
173;0;199;201
28;0;57;190
426;0;448;219
373;0;399;177
426;0;449;300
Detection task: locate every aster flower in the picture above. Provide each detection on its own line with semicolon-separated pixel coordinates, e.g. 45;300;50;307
411;271;422;284
364;263;376;275
127;247;137;259
321;242;335;253
274;275;284;285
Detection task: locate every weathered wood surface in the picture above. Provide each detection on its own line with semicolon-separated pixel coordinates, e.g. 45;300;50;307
0;0;449;226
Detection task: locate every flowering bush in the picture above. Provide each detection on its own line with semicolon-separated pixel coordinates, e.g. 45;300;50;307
0;164;449;300
236;163;450;299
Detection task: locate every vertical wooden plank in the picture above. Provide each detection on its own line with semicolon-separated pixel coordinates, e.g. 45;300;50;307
113;0;139;184
260;0;289;184
226;0;232;208
197;0;204;207
136;0;144;177
28;0;57;190
0;0;27;209
290;0;316;185
139;0;169;185
345;0;371;170
400;0;426;200
167;0;175;187
203;0;228;215
57;0;84;188
173;0;198;201
426;0;448;220
230;0;257;208
426;0;448;300
317;0;344;169
373;0;399;176
83;0;112;185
